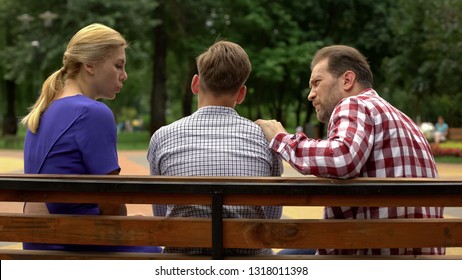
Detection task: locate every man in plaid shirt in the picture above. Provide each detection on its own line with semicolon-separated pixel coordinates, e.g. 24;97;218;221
256;45;443;255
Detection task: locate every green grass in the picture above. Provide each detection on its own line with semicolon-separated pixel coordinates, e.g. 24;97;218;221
0;127;152;150
439;141;462;150
0;127;26;149
117;131;151;150
0;133;151;151
433;156;462;163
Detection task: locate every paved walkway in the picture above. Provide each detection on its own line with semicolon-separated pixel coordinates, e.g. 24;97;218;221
1;149;461;253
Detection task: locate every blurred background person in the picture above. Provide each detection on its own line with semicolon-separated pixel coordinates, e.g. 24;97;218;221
434;116;449;144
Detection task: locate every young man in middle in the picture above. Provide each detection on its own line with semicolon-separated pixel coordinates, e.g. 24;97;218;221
147;40;283;255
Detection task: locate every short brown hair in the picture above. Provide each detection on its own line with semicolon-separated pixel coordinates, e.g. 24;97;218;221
196;40;251;94
311;45;373;88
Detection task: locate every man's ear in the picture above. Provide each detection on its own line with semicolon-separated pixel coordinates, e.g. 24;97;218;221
191;74;200;94
83;63;95;76
236;85;247;104
343;71;355;91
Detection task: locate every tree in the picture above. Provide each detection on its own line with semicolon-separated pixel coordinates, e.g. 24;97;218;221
383;0;462;126
64;0;160;125
150;1;167;135
3;0;460;138
0;9;17;136
0;0;65;136
0;0;160;135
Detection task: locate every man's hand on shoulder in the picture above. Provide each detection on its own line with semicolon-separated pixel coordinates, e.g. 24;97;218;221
255;119;287;142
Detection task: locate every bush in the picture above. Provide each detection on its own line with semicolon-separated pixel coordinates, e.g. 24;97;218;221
430;143;462;157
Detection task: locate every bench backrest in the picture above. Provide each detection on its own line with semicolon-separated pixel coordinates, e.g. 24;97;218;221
448;127;462;140
0;175;461;259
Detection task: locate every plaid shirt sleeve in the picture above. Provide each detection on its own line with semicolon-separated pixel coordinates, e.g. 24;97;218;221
147;133;160;176
271;96;374;179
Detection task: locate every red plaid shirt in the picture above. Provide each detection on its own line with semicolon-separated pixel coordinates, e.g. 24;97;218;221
270;89;444;255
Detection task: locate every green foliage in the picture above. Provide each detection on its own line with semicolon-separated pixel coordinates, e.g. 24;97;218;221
2;0;462;136
0;0;159;119
0;124;26;149
383;0;462;126
64;0;160;120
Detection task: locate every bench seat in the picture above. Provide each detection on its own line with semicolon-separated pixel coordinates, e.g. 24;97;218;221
0;175;461;260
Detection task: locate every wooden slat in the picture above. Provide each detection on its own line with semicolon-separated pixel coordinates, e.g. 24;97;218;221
0;250;211;260
0;214;211;247
1;174;462;183
1;214;461;250
227;255;462;260
0;190;212;205
2;175;462;194
222;218;462;249
1;249;460;260
1;190;462;207
1;175;462;259
224;194;462;207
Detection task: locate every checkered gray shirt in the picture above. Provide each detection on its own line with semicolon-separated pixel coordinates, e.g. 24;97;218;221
147;106;283;255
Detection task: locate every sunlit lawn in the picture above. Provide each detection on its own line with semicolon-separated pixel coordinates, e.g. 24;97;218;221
0;127;152;150
439;141;462;150
117;130;151;150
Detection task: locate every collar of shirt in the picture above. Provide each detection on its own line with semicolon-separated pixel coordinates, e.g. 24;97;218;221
193;106;238;117
357;88;377;97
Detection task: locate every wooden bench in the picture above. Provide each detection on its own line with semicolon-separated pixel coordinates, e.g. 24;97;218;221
0;174;461;260
448;127;462;141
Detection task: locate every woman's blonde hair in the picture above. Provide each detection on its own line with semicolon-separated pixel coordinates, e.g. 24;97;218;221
21;23;127;133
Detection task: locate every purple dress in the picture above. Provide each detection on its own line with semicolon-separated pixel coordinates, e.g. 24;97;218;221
23;95;160;253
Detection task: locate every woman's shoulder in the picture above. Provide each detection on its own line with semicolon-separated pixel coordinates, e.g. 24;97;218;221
52;95;114;125
53;95;107;110
66;95;113;118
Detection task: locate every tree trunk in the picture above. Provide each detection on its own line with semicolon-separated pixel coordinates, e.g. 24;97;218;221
2;17;17;136
182;62;196;117
295;98;302;128
304;101;316;138
150;4;167;135
2;80;17;136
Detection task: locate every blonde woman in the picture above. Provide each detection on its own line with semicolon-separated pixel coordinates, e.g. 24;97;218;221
22;23;160;253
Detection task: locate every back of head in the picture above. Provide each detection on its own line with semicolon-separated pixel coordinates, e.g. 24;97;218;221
22;23;126;133
196;40;251;95
311;45;373;88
